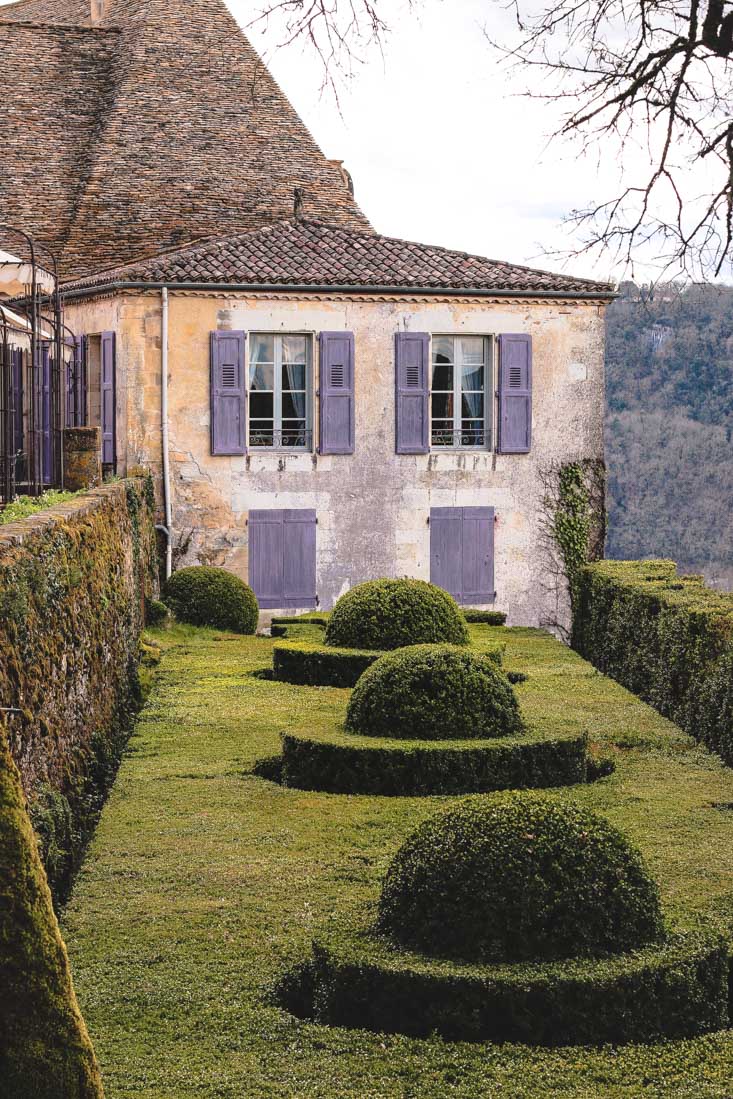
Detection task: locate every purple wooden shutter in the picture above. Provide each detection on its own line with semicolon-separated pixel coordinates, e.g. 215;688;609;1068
75;335;86;426
101;331;116;466
249;509;317;609
497;334;532;453
461;506;495;603
11;348;23;454
430;507;464;601
430;506;495;604
211;331;246;456
40;343;52;483
395;332;429;454
283;510;317;607
319;331;354;454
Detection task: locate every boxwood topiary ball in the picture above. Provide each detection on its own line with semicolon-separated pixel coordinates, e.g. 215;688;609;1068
377;793;665;963
164;566;259;634
324;579;469;651
346;644;522;740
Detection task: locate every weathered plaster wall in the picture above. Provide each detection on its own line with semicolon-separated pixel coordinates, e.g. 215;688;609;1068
64;291;606;628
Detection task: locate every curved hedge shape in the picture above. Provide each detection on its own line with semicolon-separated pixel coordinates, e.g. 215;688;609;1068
164;566;259;634
280;920;729;1047
325;579;469;651
0;733;104;1098
346;645;520;740
279;728;588;796
463;610;507;625
273;641;384;687
378;794;664;962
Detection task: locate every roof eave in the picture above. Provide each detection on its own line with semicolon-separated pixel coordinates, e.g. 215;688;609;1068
61;279;617;302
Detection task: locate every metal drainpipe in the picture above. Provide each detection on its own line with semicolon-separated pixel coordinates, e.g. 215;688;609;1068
158;286;173;581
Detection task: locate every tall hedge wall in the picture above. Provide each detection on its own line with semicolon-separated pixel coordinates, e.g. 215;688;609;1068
572;560;733;763
0;477;157;898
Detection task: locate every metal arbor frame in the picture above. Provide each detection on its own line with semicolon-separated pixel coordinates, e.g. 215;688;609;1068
0;225;74;506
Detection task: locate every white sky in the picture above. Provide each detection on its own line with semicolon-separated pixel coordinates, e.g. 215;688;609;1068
238;0;628;284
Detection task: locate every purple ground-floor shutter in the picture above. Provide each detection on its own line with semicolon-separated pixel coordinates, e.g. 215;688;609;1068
40;343;52;484
101;331;116;467
430;506;495;605
11;348;23;454
75;335;86;426
249;509;317;610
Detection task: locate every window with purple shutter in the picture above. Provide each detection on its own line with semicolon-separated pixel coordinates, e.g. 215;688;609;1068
75;335;86;427
395;332;429;454
430;506;495;604
101;331;116;467
40;343;52;484
248;509;317;609
497;334;532;453
319;331;354;454
211;331;246;455
11;348;23;455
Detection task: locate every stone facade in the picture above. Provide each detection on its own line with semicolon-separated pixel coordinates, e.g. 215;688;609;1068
63;289;606;629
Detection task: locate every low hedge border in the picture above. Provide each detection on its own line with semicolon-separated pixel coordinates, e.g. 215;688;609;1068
278;727;588;795
273;639;503;689
271;614;330;627
463;610;507;625
277;914;729;1047
272;641;385;687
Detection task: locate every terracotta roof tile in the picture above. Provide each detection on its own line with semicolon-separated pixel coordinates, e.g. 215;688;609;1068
63;220;615;297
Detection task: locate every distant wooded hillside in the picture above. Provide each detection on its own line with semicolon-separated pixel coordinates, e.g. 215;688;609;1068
605;283;733;587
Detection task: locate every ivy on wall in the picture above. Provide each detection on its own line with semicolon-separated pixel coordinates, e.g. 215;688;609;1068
0;477;157;902
539;459;606;635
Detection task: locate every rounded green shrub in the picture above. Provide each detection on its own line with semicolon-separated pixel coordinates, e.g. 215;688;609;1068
324;579;469;651
164;566;258;633
377;793;664;963
346;644;522;740
145;598;170;627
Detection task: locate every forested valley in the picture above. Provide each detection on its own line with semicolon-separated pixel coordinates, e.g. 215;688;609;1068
605;283;733;588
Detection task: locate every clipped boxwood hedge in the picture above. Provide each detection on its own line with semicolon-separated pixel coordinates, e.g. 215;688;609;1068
273;641;384;687
279;727;588;795
378;795;664;962
573;560;733;764
463;610;507;625
164;566;259;634
325;579;470;651
346;645;520;740
280;914;729;1047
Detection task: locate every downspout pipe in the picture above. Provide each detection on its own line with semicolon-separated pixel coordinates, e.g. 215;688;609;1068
158;286;173;581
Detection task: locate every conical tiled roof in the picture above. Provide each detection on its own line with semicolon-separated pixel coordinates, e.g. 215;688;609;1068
0;0;369;278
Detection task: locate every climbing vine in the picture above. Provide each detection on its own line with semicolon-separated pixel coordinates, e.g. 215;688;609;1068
539;459;606;636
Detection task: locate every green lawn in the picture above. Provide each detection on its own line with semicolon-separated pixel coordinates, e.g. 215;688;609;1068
62;625;733;1098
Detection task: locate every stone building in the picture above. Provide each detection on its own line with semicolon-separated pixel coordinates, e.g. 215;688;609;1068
0;0;614;625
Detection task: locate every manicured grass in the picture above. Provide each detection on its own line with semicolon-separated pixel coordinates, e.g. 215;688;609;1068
62;624;733;1098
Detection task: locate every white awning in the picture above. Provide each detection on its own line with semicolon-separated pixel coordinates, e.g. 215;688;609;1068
0;250;55;298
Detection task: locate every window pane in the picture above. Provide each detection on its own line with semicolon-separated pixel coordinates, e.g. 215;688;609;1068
249;362;274;391
282;362;306;391
281;336;307;364
282;391;306;419
251;335;275;364
250;392;274;419
431;392;454;419
461;420;485;446
459;337;485;366
432;336;454;365
462;392;484;419
431;420;454;447
281;421;307;447
460;364;484;392
431;361;453;391
250;422;274;447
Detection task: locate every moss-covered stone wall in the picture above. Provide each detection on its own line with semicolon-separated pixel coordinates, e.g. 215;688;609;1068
0;477;157;899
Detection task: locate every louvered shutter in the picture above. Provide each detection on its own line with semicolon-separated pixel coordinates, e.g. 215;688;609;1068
395;332;429;454
497;334;532;453
40;343;52;483
319;331;354;454
11;348;23;454
210;331;246;456
249;509;317;609
430;506;495;604
101;331;116;467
